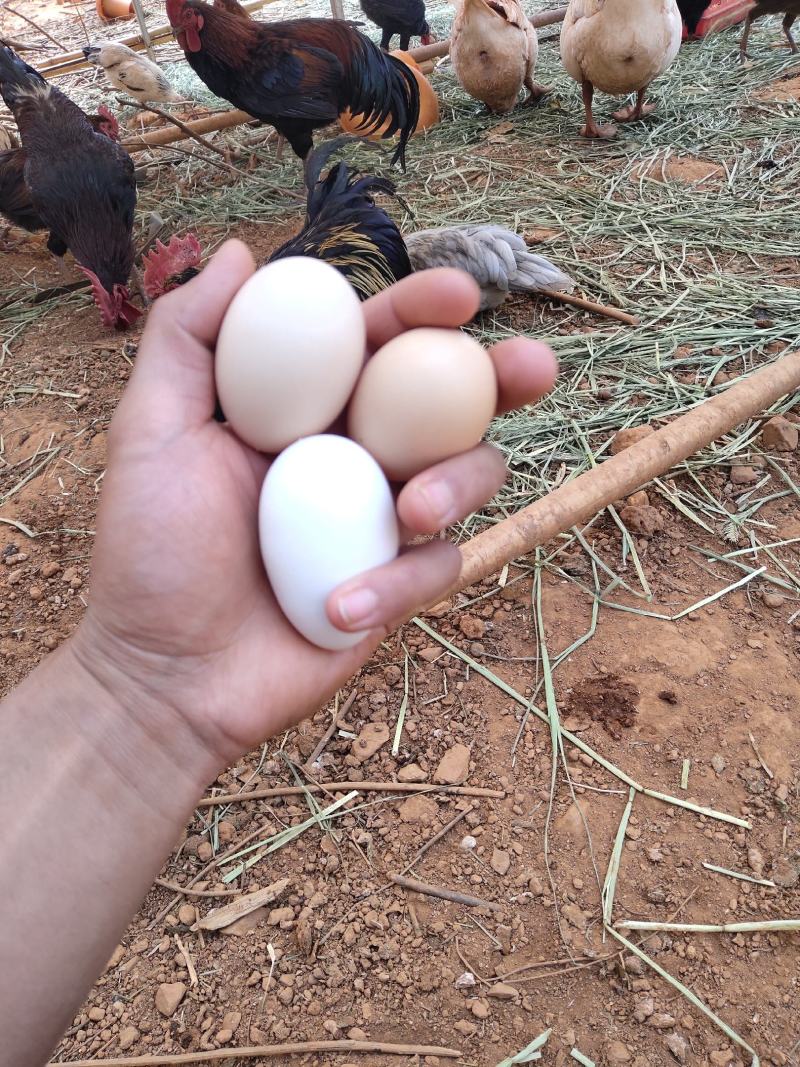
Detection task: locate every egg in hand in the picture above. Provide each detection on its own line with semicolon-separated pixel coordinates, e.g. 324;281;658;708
215;258;365;454
348;327;498;481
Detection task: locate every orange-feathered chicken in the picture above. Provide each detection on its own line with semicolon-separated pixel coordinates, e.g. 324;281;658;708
166;0;420;166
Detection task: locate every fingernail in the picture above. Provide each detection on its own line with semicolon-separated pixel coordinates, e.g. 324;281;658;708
418;479;456;525
337;587;379;628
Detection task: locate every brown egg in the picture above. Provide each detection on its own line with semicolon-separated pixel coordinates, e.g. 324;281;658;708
347;327;497;482
340;51;440;139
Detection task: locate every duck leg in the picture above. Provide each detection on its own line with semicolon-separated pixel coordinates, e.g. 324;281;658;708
613;88;657;123
739;12;754;61
783;12;798;52
522;74;551;106
580;79;616;139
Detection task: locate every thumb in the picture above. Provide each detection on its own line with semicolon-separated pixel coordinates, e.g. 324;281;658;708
115;240;256;443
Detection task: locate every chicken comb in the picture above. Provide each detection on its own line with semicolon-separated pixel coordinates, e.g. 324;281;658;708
95;103;120;141
78;266;142;329
142;233;203;299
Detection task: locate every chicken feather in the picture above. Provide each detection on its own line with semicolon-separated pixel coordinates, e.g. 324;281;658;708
405;225;574;311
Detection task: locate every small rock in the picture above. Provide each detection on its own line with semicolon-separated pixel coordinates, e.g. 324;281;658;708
454;1019;477;1038
633;995;654;1022
624;955;646;977
469;998;490;1019
646;846;663;863
761;415;798;452
397;763;427;783
351;722;390;764
458;615;485;640
562;902;587;929
606;1040;632;1063
650;1013;676;1029
460;835;477;850
399;795;438;824
772;856;799;888
528;875;545;896
118;1026;139;1051
433;743;471;785
620;504;664;538
155;982;186;1018
196;841;213;863
88;1007;105;1022
454;972;476;989
40;561;60;578
348;1027;368;1041
268;906;294;926
730;466;758;485
556;801;586;839
490;848;511;876
29;585;43;601
747;847;765;878
221;1011;241;1035
664;1032;688;1063
711;754;726;775
419;646;442;663
216;1029;233;1044
762;591;784;609
487;983;518;1000
610;425;655;454
710;1051;734;1066
627;490;650;507
177;904;195;926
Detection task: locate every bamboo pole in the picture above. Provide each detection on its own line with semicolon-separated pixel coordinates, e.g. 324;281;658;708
121;108;257;152
130;0;155;61
39;0;275;76
447;350;800;593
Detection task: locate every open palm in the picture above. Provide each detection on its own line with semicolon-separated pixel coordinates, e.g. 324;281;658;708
76;240;557;767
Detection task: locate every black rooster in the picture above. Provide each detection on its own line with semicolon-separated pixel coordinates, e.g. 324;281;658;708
359;0;433;51
165;0;420;167
270;138;411;297
0;47;139;328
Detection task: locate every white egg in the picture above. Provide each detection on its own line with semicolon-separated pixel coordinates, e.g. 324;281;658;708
259;435;399;650
215;257;365;453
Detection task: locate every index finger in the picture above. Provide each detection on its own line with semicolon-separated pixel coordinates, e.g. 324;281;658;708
363;268;481;350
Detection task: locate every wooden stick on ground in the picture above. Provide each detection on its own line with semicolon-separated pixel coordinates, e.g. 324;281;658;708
197;782;505;806
304;689;357;769
48;1040;463;1066
540;288;639;326
125;100;231;158
121;109;257;153
400;805;473;875
391;874;501;911
447;349;800;596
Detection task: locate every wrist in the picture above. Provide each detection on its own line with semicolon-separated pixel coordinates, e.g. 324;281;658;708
67;618;224;797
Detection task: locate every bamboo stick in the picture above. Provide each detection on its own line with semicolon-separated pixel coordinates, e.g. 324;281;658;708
448;350;800;593
197;781;505;806
121;109;257;152
39;0;275;76
48;1041;463;1066
539;288;639;326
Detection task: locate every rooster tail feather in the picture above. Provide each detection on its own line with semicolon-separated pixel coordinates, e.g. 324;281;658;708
0;45;48;114
346;39;420;169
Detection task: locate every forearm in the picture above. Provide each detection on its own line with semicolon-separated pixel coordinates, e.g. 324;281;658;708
0;632;219;1067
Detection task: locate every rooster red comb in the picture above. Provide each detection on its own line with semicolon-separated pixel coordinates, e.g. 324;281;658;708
79;267;142;330
142;233;203;299
96;103;120;141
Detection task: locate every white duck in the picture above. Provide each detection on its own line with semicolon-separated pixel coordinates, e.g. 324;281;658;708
560;0;682;138
451;0;545;114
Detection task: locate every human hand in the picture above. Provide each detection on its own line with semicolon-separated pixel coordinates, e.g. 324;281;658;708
72;240;556;776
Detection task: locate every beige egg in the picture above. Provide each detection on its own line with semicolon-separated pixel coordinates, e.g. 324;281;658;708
347;327;497;481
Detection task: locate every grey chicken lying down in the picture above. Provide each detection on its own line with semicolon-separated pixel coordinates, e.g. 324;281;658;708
405;224;574;311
